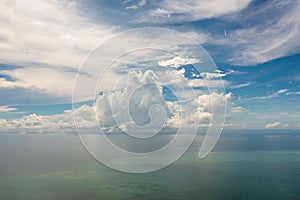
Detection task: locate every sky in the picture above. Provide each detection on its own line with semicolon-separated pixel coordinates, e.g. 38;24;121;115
0;0;299;133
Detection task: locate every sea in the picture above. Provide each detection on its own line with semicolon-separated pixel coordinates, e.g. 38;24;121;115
0;129;300;200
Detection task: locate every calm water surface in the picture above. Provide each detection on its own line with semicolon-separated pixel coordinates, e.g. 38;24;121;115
0;131;300;200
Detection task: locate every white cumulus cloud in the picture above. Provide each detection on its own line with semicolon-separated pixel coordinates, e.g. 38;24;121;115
0;106;17;112
158;56;200;68
265;121;288;129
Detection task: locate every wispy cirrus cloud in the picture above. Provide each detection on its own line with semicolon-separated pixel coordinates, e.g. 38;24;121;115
230;81;255;89
219;0;300;65
260;89;288;100
141;0;252;23
242;89;289;101
124;0;146;10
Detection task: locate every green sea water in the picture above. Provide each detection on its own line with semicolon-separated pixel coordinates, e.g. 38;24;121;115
0;132;300;200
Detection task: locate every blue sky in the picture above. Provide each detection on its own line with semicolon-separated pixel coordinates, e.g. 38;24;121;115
0;0;299;132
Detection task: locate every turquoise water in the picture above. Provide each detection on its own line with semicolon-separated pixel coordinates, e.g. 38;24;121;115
0;132;300;199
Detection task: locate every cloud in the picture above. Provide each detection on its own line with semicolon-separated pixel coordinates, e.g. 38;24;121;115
94;70;168;130
1;69;231;133
265;122;282;128
187;79;228;89
94;70;171;133
0;77;31;89
143;0;252;23
0;104;96;132
0;118;10;129
150;8;171;18
0;0;117;102
0;0;114;68
183;31;212;44
0;22;211;103
0;66;77;97
244;89;289;101
125;0;146;10
282;124;289;128
80;0;298;66
0;106;17;112
230;106;246;113
230;82;255;89
200;71;227;79
286;91;300;95
0;1;213;105
265;121;288;129
221;0;300;65
158;56;200;68
260;89;288;100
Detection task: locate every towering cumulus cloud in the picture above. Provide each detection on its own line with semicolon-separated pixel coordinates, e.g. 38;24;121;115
92;67;231;134
95;70;169;133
